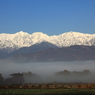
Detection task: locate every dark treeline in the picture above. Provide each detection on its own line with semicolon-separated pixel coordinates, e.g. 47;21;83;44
0;71;41;85
55;70;91;76
0;70;95;85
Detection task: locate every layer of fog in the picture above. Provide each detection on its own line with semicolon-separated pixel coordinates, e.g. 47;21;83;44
0;60;95;83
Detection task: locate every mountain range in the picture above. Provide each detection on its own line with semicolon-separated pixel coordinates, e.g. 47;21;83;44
0;31;95;62
9;45;95;63
1;31;95;51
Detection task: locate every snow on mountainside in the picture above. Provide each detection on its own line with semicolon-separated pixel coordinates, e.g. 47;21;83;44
0;31;95;52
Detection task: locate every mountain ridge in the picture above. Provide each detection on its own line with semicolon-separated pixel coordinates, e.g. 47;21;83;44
0;31;95;52
10;41;58;55
8;45;95;63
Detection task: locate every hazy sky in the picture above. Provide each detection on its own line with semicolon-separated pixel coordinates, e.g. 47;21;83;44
0;0;95;35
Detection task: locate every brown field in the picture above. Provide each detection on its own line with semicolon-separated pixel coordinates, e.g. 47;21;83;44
1;83;95;89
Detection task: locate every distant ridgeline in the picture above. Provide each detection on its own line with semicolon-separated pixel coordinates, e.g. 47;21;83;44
7;45;95;62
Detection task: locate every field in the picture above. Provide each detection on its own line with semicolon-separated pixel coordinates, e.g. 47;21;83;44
0;89;95;95
1;83;95;95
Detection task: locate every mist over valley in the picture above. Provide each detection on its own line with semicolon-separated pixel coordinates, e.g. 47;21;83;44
0;60;95;84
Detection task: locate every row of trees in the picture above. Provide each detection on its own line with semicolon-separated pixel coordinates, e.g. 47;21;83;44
0;70;94;85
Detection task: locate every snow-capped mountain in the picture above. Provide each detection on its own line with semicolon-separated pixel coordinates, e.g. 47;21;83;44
0;31;95;52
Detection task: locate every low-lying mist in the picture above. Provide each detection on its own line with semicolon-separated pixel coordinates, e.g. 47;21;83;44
0;60;95;83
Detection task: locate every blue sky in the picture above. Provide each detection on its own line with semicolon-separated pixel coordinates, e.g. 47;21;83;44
0;0;95;35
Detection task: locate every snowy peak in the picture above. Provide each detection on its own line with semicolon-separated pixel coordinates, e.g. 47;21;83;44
17;31;25;33
15;31;30;36
54;31;95;46
60;31;90;37
31;32;49;39
31;32;51;44
31;32;46;35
